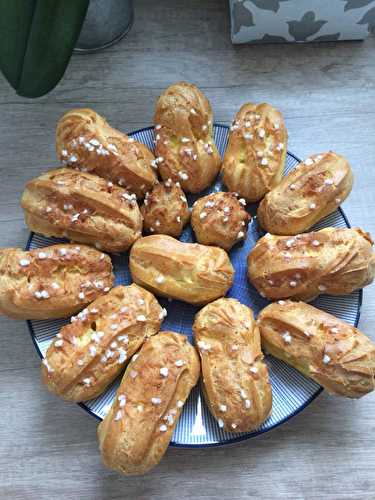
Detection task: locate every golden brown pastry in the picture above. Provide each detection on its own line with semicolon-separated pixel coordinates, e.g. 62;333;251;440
247;227;375;302
154;81;221;193
0;244;113;320
129;235;234;305
56;108;157;198
258;301;375;398
257;151;353;235
21;167;143;253
222;102;288;202
97;331;200;475
41;284;165;402
191;192;251;251
140;179;190;237
193;298;272;432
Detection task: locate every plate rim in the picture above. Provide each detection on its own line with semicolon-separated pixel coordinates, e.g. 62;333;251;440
25;123;363;448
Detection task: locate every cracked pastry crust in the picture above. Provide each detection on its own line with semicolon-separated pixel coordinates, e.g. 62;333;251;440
56;108;157;198
97;331;200;475
154;82;221;193
140;179;190;237
129;235;234;305
257;151;353;235
41;284;165;402
191;191;251;251
222;102;288;202
247;227;375;302
257;300;375;398
0;244;113;320
21;167;143;253
193;298;272;432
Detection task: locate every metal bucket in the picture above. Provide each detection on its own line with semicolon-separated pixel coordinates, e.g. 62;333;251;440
75;0;134;52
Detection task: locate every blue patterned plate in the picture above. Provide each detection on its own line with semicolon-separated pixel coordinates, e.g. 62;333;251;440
26;125;361;447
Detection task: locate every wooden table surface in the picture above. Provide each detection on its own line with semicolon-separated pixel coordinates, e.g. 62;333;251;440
1;1;375;498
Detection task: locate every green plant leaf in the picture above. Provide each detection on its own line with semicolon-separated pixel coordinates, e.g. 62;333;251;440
0;0;36;89
0;0;89;98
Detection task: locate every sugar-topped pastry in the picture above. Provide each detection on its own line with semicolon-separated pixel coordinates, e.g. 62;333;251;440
154;82;221;193
257;151;353;235
0;244;113;320
56;108;158;198
97;331;200;475
247;227;375;302
129;235;235;305
21;167;143;253
191;191;251;251
41;284;165;402
258;301;375;398
140;180;190;237
193;298;272;432
222;102;288;202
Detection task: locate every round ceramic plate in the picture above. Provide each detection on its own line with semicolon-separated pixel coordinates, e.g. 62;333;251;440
27;125;362;447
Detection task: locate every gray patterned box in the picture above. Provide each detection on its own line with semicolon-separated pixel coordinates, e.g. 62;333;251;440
230;0;375;43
